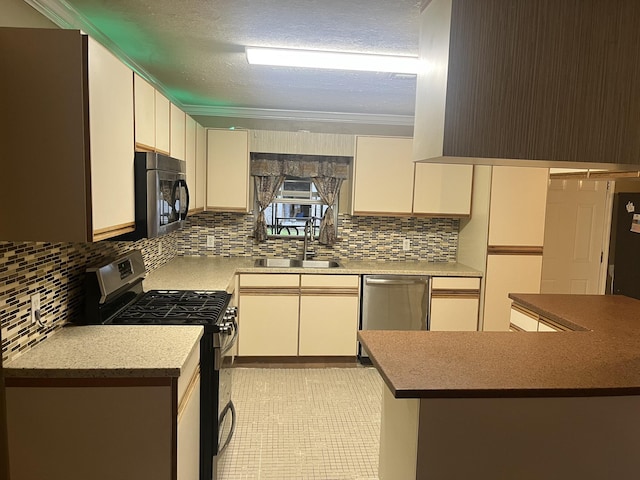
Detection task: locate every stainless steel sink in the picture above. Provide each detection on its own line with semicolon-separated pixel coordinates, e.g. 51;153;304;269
254;258;341;268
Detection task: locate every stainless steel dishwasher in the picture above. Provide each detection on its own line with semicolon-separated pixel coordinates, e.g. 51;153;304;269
360;275;430;361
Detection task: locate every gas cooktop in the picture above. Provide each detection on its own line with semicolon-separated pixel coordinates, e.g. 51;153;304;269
108;290;231;326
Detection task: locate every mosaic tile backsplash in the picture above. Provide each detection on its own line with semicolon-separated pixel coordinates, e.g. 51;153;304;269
178;212;458;261
1;234;179;363
1;211;458;363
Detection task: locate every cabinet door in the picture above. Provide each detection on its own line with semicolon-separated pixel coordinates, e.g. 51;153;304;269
195;123;207;210
299;275;360;356
238;294;299;356
488;166;549;246
483;255;543;331
177;370;200;480
134;73;155;150
155;91;171;154
429;277;480;331
207;129;250;212
299;295;359;355
170;103;186;160
352;136;414;215
87;37;135;240
413;164;473;216
185;115;197;213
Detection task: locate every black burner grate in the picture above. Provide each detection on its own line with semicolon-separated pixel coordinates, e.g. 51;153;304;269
109;290;231;326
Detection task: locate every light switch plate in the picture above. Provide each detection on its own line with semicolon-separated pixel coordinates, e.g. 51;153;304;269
403;239;411;251
206;235;215;248
30;293;41;325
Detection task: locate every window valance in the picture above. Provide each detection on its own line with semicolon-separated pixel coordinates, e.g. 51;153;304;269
250;152;351;179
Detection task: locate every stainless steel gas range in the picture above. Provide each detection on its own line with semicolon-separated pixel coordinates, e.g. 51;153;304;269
80;250;237;480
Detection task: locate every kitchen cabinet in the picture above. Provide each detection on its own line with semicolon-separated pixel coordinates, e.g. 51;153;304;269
1;28;135;242
170;103;186;161
238;274;300;356
352;136;473;217
134;73;155;151
510;303;566;332
195;123;207;211
482;166;549;331
413;0;640;166
207;129;250;212
352;136;415;215
429;277;480;331
6;347;200;480
299;275;360;356
155;91;171;154
238;273;360;357
413;163;473;216
185;115;197;213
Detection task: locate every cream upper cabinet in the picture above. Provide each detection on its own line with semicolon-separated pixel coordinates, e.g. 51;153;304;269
133;73;155;151
185;115;197;213
353;136;415;215
170;103;186;161
195;123;207;211
207;129;250;212
87;38;135;239
488;166;549;246
155;91;171;154
2;28;135;242
413;164;473;216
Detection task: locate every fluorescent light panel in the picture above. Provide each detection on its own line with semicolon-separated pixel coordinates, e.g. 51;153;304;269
245;47;418;75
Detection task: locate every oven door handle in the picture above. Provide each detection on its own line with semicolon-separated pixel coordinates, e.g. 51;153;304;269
220;318;238;356
218;401;236;455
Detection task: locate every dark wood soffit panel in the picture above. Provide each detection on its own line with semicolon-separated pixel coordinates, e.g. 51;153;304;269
443;0;640;165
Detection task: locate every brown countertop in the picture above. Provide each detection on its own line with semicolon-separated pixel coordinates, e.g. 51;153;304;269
359;294;640;399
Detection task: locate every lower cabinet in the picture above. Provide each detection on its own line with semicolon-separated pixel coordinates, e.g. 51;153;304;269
429;277;480;331
510;303;567;332
6;349;200;480
238;273;360;356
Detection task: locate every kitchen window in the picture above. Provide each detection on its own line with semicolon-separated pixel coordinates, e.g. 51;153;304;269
259;177;336;238
251;152;350;245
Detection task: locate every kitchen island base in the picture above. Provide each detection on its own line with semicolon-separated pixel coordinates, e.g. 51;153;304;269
380;386;640;480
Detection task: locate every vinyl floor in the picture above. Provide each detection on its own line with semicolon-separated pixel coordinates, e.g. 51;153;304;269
217;367;383;480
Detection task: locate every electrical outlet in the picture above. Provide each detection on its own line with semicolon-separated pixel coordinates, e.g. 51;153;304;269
158;241;163;256
30;293;41;325
403;239;411;251
206;235;215;248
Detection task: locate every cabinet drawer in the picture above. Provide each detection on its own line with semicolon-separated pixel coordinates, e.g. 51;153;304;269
177;345;200;404
510;305;539;332
431;276;480;291
301;275;359;289
240;274;300;288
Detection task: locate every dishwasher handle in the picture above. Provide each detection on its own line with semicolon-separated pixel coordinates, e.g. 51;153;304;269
364;277;429;286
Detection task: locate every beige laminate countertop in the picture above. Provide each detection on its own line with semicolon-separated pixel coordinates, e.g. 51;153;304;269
142;256;481;292
359;294;640;399
4;325;203;379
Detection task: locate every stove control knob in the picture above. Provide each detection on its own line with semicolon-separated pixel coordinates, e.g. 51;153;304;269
226;306;238;316
219;322;234;335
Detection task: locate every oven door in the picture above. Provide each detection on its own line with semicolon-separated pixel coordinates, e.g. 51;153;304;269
217;319;237;455
146;168;189;238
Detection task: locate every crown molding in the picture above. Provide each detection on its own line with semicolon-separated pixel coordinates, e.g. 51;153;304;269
24;0;416;128
23;0;178;103
184;105;414;126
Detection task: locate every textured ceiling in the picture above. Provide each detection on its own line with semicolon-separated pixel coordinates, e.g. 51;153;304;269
47;0;421;134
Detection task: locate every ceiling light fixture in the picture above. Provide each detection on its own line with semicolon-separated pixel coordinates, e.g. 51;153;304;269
245;47;419;75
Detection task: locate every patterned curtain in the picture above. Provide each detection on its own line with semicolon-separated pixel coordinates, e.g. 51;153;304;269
254;175;285;242
250;153;350;243
312;176;343;246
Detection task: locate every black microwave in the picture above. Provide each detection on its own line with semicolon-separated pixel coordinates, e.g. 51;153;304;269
116;152;189;240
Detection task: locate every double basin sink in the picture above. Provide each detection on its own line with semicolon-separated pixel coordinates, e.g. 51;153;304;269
254;258;341;269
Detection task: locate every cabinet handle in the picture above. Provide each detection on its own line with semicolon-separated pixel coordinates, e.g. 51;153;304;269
365;278;428;286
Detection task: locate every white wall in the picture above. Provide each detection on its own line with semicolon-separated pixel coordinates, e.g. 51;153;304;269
0;0;57;28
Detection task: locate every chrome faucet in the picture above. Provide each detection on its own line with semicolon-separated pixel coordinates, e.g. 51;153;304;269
303;218;316;260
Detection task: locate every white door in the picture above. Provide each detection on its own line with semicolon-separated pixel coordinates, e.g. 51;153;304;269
541;179;609;294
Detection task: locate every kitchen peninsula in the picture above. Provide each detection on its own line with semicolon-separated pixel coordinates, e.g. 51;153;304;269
359;293;640;480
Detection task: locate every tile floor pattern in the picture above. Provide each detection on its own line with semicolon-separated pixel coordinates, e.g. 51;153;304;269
218;367;383;480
